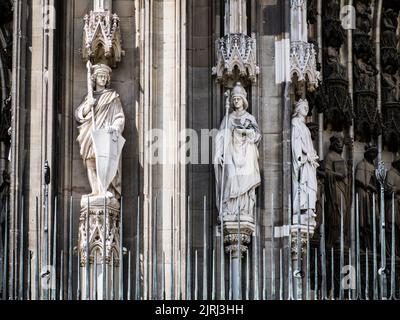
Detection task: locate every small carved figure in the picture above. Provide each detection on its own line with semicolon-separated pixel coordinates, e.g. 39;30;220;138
385;156;400;256
324;135;350;247
355;144;378;249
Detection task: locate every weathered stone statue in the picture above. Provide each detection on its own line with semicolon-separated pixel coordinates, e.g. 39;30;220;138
355;144;378;249
214;82;261;218
324;135;350;247
75;63;125;199
385;156;400;256
75;63;125;299
291;99;319;225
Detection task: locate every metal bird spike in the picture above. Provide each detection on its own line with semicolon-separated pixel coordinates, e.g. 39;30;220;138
356;193;361;299
86;197;90;300
389;193;397;300
135;196;140;300
127;250;131;300
339;194;344;300
212;249;216;300
306;207;310;301
68;196;73;300
35;197;40;300
194;250;198;301
119;197;124;300
246;249;250;300
321;193;327;299
279;249;283;301
263;248;266;300
229;250;232;300
376;161;387;300
59;250;64;300
2;198;8;300
102;196;107;300
288;194;294;300
203;196;207;300
271;194;275;300
18;196;24;300
330;247;334;300
365;247;369;300
51;197;57;300
314;248;318;300
372;193;378;300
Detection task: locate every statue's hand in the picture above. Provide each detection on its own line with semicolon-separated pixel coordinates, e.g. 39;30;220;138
216;155;224;166
88;97;96;107
107;126;119;134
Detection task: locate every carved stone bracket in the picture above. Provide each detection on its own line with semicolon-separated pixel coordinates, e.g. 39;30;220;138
82;10;124;67
221;214;255;258
79;197;120;267
212;33;260;87
290;225;313;257
290;41;321;91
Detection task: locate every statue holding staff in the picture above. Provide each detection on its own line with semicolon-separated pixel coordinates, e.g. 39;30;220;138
214;82;261;217
75;63;125;199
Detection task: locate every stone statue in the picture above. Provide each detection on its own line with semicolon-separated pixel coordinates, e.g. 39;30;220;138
355;144;378;249
385;156;400;256
214;82;261;217
324;135;350;247
291;99;319;225
75;63;125;199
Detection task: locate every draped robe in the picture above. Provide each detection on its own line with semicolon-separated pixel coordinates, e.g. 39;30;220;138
291;117;319;215
75;89;125;197
214;111;261;216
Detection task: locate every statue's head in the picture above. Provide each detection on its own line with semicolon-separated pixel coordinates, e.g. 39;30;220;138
293;99;309;118
91;63;112;90
364;144;378;163
231;82;248;111
329;135;344;154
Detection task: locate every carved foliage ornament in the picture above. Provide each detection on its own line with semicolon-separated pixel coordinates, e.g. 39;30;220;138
83;10;124;68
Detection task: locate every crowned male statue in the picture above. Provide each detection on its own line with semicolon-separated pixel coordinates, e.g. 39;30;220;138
214;82;261;218
291;99;319;226
75;63;125;200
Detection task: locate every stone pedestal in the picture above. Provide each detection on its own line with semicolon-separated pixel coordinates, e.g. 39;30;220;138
290;222;315;300
79;196;120;300
222;214;255;300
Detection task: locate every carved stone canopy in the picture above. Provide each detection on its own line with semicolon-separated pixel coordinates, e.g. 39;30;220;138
82;10;125;68
212;33;260;87
290;41;321;92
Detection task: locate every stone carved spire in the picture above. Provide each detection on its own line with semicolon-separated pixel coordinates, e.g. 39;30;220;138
82;0;124;68
224;0;247;35
290;0;320;91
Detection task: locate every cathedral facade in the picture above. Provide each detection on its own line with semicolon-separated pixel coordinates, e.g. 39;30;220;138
0;0;399;300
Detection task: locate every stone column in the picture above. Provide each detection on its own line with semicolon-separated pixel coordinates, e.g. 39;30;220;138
213;1;259;300
148;0;187;299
